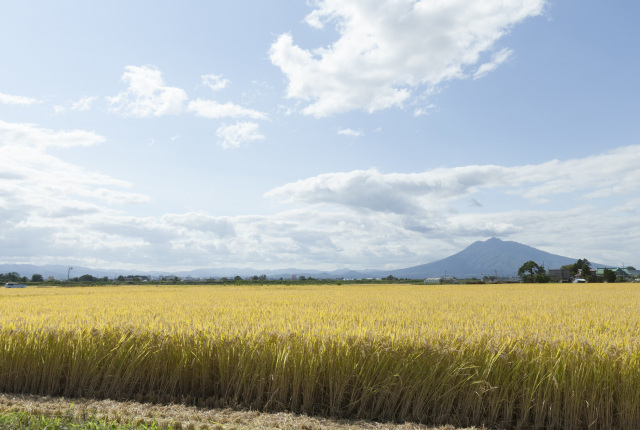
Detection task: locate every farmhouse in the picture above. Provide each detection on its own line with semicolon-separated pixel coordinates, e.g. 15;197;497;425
548;268;571;282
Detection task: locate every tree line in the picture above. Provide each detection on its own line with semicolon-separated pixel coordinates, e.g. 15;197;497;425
0;272;38;283
518;258;634;283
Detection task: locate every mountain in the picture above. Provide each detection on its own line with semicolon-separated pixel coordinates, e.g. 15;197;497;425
0;238;607;280
388;237;582;279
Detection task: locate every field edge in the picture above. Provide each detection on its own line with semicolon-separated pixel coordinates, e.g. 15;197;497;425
0;393;488;430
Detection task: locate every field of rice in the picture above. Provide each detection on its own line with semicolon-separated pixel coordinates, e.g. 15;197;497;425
0;283;638;429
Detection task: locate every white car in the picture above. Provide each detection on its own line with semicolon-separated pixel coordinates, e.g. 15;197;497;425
572;278;587;283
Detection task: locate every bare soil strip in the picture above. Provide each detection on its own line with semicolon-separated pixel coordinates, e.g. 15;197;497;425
0;393;487;430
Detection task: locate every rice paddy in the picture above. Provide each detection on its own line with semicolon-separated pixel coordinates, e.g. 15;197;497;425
0;283;638;429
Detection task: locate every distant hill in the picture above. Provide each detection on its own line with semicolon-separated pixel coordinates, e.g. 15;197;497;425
0;238;608;280
0;264;164;280
388;237;582;279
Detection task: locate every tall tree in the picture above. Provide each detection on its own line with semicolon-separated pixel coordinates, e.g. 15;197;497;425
518;261;546;283
570;259;592;280
603;268;616;283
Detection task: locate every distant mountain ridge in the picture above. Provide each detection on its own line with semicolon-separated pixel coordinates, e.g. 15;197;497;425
386;237;584;279
0;238;609;280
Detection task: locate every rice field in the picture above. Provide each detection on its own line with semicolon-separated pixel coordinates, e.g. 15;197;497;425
0;283;639;429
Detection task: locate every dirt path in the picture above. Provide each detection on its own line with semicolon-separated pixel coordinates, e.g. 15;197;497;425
0;393;487;430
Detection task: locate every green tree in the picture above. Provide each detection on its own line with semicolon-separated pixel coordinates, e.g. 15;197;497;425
4;272;21;282
603;268;616;283
535;267;550;283
569;259;592;280
78;274;98;283
518;261;547;283
31;274;44;282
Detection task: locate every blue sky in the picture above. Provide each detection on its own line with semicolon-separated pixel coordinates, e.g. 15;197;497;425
1;1;638;271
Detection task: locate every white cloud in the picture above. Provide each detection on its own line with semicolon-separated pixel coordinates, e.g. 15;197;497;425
266;145;640;213
0;121;153;267
201;74;230;91
188;99;268;120
474;48;513;80
413;104;437;117
162;212;235;237
1;121;637;271
258;145;640;268
270;0;546;116
0;123;143;201
512;146;640;201
3;190;638;271
107;65;188;117
106;66;268;127
71;96;97;111
337;128;363;137
0;92;41;105
266;167;504;214
216;121;265;149
0;120;105;148
54;96;97;113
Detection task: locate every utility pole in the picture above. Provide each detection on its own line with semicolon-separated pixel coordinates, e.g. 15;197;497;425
68;266;73;284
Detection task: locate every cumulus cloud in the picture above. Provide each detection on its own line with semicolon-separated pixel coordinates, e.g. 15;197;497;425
106;65;269;144
266;167;506;214
0;92;41;105
338;128;364;137
216;121;265;149
188;99;268;120
270;0;546;116
107;65;188;117
266;145;640;213
0;120;153;267
0;124;145;204
3;176;638;272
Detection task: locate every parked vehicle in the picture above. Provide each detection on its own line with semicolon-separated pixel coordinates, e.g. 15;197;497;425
5;282;26;288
